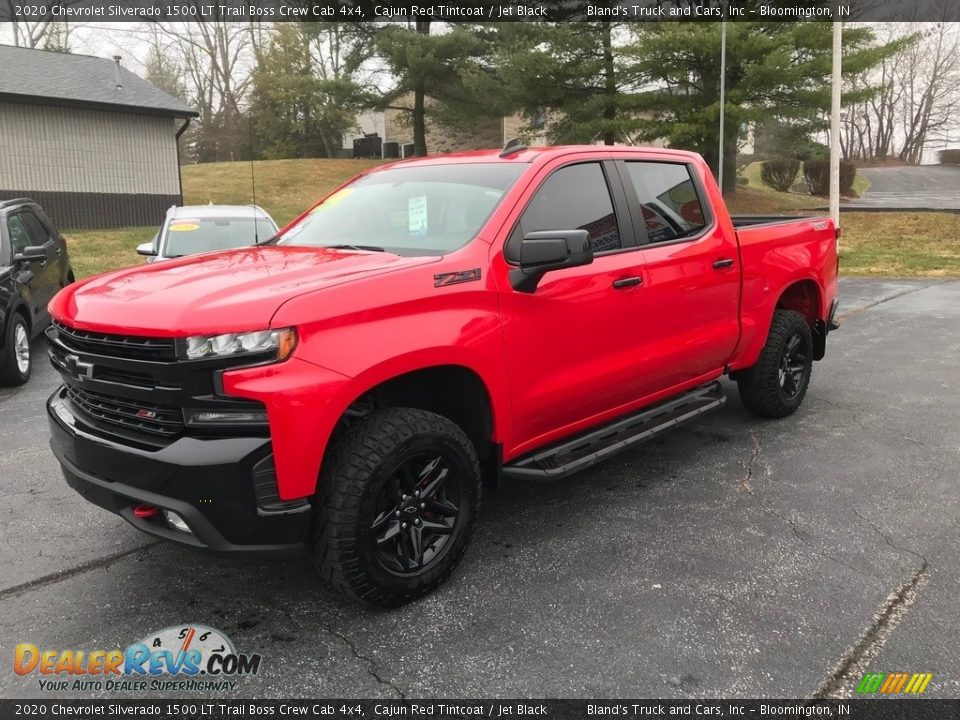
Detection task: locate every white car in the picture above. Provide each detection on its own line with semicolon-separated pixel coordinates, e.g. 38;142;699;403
137;205;278;261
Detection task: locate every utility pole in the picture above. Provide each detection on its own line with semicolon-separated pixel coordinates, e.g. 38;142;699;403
829;18;842;227
718;5;728;194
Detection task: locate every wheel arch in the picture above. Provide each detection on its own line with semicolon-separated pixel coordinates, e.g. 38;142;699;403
775;278;827;360
1;300;31;349
334;363;498;465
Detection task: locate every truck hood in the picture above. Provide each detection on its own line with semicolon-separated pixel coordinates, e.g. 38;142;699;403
51;246;438;336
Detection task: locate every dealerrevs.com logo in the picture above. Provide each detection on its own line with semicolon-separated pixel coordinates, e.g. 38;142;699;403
14;624;262;693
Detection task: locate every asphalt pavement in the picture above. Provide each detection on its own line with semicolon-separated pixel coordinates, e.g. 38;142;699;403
844;165;960;210
1;278;958;699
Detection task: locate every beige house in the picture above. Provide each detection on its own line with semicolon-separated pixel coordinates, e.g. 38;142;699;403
0;45;196;229
344;99;548;157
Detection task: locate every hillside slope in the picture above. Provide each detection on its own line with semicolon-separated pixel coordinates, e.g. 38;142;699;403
182;158;385;226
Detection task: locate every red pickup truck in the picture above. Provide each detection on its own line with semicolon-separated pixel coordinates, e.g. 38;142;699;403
46;146;838;606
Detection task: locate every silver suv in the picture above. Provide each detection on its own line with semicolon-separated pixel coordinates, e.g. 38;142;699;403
137;205;278;261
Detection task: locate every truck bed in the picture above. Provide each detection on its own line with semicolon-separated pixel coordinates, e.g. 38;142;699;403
731;214;818;229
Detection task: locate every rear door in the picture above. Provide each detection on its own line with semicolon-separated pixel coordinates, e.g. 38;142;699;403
495;158;650;452
615;157;740;396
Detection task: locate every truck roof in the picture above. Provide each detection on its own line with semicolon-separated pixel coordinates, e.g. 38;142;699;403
381;145;704;167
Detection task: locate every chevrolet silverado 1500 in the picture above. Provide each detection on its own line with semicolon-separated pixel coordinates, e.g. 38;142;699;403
46;146;838;606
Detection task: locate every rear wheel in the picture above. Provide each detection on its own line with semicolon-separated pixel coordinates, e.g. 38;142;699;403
310;407;481;607
0;314;31;386
736;309;813;418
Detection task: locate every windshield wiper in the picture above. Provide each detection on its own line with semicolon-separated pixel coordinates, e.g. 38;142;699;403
322;244;386;253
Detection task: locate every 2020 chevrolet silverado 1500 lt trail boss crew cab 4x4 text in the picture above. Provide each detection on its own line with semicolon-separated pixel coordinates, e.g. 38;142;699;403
46;146;839;606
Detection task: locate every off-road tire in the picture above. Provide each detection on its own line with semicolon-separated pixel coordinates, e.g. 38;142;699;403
0;313;31;386
311;407;481;607
736;309;813;419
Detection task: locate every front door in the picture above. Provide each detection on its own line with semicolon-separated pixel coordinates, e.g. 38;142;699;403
18;210;61;322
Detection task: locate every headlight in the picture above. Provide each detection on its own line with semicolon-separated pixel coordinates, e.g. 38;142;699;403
180;328;297;361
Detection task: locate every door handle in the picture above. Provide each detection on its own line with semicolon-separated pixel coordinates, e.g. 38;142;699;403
712;258;735;270
39;260;47;268
55;247;63;256
612;276;643;289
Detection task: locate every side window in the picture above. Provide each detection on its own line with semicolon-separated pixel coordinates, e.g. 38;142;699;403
625;162;708;244
520;163;622;254
21;212;52;245
7;216;32;256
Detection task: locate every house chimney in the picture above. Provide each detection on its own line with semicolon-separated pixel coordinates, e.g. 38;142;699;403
113;56;123;91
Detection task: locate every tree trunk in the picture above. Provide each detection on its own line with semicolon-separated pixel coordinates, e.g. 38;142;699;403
722;133;738;195
412;20;430;156
601;21;617;145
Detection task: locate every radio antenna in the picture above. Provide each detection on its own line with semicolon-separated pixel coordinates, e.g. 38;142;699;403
248;116;259;245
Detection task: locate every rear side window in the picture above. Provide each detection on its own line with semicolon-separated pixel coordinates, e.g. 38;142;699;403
624;162;708;244
520;163;622;254
6;216;32;255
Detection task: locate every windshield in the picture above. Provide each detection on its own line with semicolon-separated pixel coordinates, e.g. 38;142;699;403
278;163;525;255
162;216;276;257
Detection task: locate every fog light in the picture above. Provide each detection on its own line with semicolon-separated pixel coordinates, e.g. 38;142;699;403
184;409;268;426
163;510;191;534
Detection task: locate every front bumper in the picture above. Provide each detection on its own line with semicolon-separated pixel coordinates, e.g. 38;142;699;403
48;387;310;557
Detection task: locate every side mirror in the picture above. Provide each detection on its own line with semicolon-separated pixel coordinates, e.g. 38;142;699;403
136;242;157;257
509;229;593;293
13;245;47;263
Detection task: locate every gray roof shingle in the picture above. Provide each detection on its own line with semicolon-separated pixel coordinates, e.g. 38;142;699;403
0;44;197;117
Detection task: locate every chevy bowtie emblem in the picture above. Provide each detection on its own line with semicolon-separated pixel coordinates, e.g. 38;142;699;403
136;409;158;420
64;353;94;380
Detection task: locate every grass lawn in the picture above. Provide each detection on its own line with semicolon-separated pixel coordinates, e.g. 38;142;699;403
63;158;957;279
65;226;156;279
838;212;960;277
181;157;384;227
64;158;384;277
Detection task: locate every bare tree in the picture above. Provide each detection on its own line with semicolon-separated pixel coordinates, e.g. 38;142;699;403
896;20;960;163
138;17;258;161
844;11;960;163
5;18;75;50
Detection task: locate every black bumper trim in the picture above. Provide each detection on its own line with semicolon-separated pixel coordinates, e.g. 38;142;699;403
56;452;305;558
48;387;309;558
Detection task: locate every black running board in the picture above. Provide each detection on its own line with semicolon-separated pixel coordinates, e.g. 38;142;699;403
502;382;726;481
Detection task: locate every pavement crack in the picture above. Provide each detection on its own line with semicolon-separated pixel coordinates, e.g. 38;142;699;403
813;560;930;699
326;626;406;699
740;429;867;577
740;429;761;495
851;508;928;565
0;542;160;601
835;280;955;323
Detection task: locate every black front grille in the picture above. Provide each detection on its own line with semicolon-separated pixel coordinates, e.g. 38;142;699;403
53;321;176;361
65;385;184;437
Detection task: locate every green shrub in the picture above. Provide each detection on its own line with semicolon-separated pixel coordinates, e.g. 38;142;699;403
760;157;801;192
803;159;857;196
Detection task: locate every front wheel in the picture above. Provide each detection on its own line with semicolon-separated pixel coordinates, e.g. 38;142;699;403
736;309;813;418
310;407;481;607
0;314;31;386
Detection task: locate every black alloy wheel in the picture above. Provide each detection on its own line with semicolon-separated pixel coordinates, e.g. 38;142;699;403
311;407;481;606
371;453;462;574
778;331;809;399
